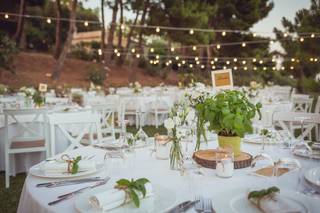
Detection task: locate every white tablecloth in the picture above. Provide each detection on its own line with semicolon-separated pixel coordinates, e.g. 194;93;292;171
17;139;319;213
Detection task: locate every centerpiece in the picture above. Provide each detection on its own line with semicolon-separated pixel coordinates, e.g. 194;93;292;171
129;81;142;94
195;90;261;156
20;86;36;107
0;84;8;96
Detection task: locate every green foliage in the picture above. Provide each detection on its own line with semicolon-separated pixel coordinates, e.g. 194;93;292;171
71;156;82;174
138;58;148;69
87;66;106;85
32;91;45;106
301;77;320;94
0;84;9;95
274;1;320;93
70;42;101;61
115;178;150;207
195;90;261;137
0;32;19;71
248;186;280;200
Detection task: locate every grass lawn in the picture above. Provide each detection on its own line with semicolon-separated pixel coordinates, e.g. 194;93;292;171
0;125;166;213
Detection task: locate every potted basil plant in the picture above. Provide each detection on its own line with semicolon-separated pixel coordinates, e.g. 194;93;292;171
195;90;261;156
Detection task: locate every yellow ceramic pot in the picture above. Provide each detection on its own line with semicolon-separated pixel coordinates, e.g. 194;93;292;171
217;135;241;156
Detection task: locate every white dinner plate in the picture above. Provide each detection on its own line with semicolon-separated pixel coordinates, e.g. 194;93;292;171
74;185;176;213
293;149;320;160
243;134;278;145
215;187;318;213
304;167;320;187
29;161;104;179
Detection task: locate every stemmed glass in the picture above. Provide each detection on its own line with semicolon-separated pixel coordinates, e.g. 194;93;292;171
292;116;312;156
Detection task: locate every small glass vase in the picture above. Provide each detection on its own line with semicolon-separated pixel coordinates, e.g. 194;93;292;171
24;97;33;108
169;139;184;170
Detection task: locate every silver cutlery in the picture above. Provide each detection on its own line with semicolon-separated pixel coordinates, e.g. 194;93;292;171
165;200;191;213
194;196;203;212
48;177;110;206
203;199;216;213
180;200;200;212
37;177;102;188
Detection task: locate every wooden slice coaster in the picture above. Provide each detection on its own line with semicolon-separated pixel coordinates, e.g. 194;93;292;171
193;149;252;169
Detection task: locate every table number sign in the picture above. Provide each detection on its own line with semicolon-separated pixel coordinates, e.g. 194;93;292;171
211;69;233;90
39;83;48;92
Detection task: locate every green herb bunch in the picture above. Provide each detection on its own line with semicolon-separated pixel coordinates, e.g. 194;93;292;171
70;156;82;174
260;129;272;138
195;90;262;137
115;178;150;207
32;91;45;106
248;186;280;201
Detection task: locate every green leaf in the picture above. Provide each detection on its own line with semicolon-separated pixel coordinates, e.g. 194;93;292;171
129;188;140;207
116;179;131;186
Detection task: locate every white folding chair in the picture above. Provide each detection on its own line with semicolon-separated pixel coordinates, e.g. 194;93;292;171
122;97;140;128
147;96;171;128
4;108;49;188
45;97;69;105
291;94;314;112
47;110;102;155
272;111;320;140
314;96;320;141
91;104;116;142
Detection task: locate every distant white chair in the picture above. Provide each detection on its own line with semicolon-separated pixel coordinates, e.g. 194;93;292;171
291;94;314;112
4;108;49;188
272;111;320;140
147;96;171;128
314;97;320;141
122;97;140;128
45;97;69;105
91;104;116;142
47;110;102;155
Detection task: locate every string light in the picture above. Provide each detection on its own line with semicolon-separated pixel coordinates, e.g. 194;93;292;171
98;49;102;55
253;33;257;37
210;61;214;64
196;61;200;65
201;65;205;69
252;58;257;62
284;33;288;37
189;64;193;68
290;66;294;70
214;57;218;62
300;37;304;42
242;42;246;47
192;46;197;51
165;62;169;66
226;61;230;65
155;27;160;33
244;66;248;70
291;58;295;62
314;58;318;62
84;21;89;27
120;24;125;30
131;48;136;53
272;67;276;70
189;29;194;35
310;58;314;61
116;52;121;57
263;67;267;70
168;60;172;64
195;57;199;61
136;53;140;58
150;60;154;64
311;34;315;38
281;66;285;70
46;18;51;24
4;13;9;19
253;67;257;71
223;66;227;69
182;60;186;64
175;56;179;60
156;55;159;59
233;58;237;62
242;60;246;65
114;49;118;53
222;31;226;36
212;65;216;69
216;44;221;49
270;40;274;44
150;48;154;53
170;47;175;52
272;58;276;62
233;66;237;70
259;60;263;64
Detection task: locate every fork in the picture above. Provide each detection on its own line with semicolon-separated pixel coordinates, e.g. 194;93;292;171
194;196;203;212
204;199;216;213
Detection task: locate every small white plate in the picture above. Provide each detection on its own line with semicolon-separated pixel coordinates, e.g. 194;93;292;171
305;167;320;187
29;161;104;179
74;185;176;213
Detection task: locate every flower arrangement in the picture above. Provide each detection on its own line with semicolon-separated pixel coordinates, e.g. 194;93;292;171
183;82;213;150
71;92;84;106
0;84;8;95
242;81;263;98
129;81;142;93
20;86;36;97
32;91;45;107
164;102;191;169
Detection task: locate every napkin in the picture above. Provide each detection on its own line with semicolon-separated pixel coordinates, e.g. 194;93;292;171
89;183;153;211
43;160;96;174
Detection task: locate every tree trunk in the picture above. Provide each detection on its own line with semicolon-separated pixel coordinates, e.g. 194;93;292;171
105;0;118;63
52;0;78;80
117;0;124;49
101;0;106;60
206;46;211;72
14;0;26;48
138;0;149;53
53;0;62;59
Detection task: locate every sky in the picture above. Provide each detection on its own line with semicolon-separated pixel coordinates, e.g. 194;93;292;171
83;0;311;52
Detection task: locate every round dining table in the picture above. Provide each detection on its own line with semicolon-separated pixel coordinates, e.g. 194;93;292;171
17;137;320;213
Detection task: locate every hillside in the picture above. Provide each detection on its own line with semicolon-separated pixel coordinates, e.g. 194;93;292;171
0;52;179;89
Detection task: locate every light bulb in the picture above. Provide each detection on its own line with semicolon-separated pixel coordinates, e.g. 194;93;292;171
201;65;205;69
136;54;140;58
170;47;175;52
84;21;89;27
195;57;199;61
192;46;197;51
156;55;159;59
114;49;118;53
46;18;52;24
252;58;257;62
189;64;193;68
155;27;160;33
189;29;194;35
217;44;221;49
234;66;237;70
150;48;154;53
4;14;9;19
182;60;186;64
242;42;246;47
116;52;121;57
175;56;179;60
98;49;102;55
222;31;226;36
300;37;304;42
212;65;216;69
311;34;315;38
233;58;237;62
211;60;214;64
214;58;218;62
226;61;230;65
178;63;181;67
131;48;136;53
242;60;246;65
244;66;248;70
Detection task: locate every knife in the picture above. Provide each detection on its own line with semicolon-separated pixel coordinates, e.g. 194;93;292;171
165;201;191;213
48;178;110;206
37;177;102;187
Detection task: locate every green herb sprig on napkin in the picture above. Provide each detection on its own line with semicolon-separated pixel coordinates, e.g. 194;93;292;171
248;186;280;201
115;178;150;207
